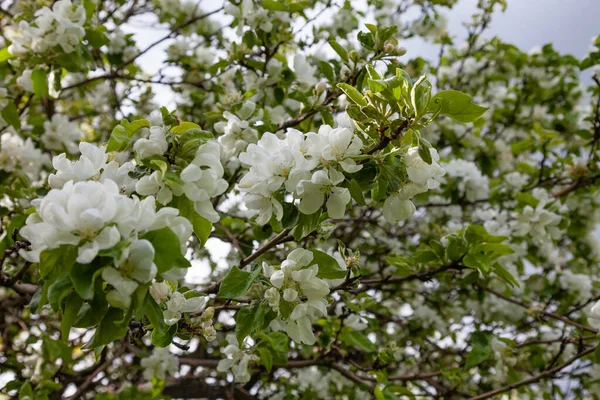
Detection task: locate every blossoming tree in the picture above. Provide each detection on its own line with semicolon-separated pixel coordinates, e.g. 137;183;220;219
1;0;600;398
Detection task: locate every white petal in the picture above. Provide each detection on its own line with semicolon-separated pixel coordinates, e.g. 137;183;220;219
283;288;298;302
326;188;350;219
181;164;202;182
182;296;208;313
270;270;285;289
287;248;313;266
298;191;324;215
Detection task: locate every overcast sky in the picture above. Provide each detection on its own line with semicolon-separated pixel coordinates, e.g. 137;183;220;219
401;0;599;77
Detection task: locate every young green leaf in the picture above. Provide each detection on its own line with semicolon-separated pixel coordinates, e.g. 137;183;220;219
310;249;347;280
337;83;368;107
141;227;191;273
32;68;49;98
217;266;261;299
428;90;488;123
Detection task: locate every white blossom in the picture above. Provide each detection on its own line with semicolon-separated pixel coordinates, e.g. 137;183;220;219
297;169;351;218
141;348;179;381
7;0;86;55
217;334;258;383
102;240;157;309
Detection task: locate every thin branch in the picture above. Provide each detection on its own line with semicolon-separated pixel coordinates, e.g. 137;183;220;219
203;229;292;294
468;346;596;400
477;283;599;334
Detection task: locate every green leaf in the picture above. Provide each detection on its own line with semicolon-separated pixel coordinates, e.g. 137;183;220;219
348;179;366;206
141;227;191;274
411;75;431;118
32;68;49;98
70;258;110;300
216;266;261;299
318;61;335;81
386;255;414;278
320;110;334;126
482;243;515;258
428;90;488;123
0;47;15;63
1;101;21;130
257;331;290;354
310;249;346;280
19;382;34;400
74;280;108;328
88;307;131;348
177;128;214;160
48;276;73;312
464;225;486;244
418;141;432;165
262;0;308;12
174;196;212;245
106;125;130;152
61;292;83;341
595;344;600;363
83;0;96;20
152;324;177;347
374;386;394;400
234;301;271;344
142;293;167;335
337;83;368;107
493;263;520;288
292;211;321;241
106;119;150;152
171;121;200;134
385;385;415;399
465;331;491;369
142;155;168;174
39;245;78;283
340;329;377;353
122;118;150;135
85;27;110;48
278;299;295;320
280;202;299;229
163;171;184;186
328;40;349;62
257;347;274;372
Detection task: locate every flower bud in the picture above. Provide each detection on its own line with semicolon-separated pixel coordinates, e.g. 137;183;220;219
315;80;328;93
201;306;215;321
150;281;171;303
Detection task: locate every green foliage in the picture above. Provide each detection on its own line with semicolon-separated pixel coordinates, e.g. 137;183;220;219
234;301;274;345
106;119;150;152
217;266;261;298
141;227;191;273
310;249;347;280
464;331;492;369
428;90;488;122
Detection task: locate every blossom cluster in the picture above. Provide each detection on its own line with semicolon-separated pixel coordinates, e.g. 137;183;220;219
150;281;215;340
134;125;228;223
217;334;259;383
263;249;330;345
7;0;86;55
383;146;445;223
0;131;50;181
238;117;363;224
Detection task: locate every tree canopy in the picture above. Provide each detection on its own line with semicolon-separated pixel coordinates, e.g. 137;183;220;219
1;0;600;399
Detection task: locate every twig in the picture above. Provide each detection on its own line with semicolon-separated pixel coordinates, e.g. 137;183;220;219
468;346;596;400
